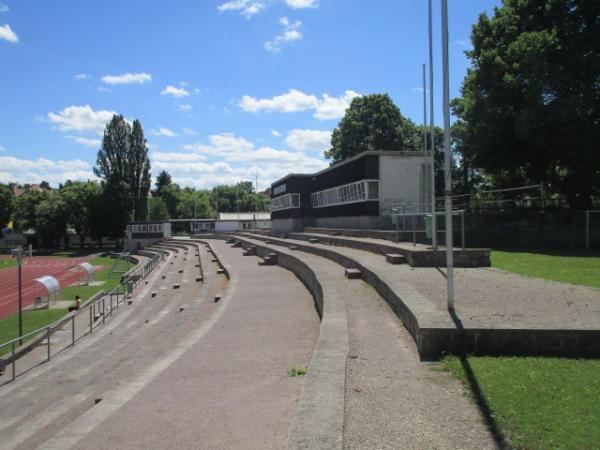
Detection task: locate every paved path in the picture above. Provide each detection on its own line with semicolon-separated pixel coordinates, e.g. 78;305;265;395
71;239;319;450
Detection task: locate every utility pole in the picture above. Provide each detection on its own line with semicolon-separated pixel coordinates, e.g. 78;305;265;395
428;0;438;250
441;0;454;310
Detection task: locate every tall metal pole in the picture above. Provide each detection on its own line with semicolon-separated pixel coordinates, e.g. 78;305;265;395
441;0;454;310
422;63;428;214
428;0;438;250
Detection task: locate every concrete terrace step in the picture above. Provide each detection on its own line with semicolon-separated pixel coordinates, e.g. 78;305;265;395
0;241;224;449
288;232;491;268
235;232;600;359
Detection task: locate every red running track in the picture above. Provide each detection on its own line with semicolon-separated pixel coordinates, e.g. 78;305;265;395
0;256;95;320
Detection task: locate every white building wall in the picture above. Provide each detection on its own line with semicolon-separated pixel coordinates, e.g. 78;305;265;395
378;155;425;212
215;221;239;232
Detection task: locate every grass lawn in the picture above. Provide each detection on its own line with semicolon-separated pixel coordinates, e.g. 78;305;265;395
0;309;69;354
58;256;134;302
492;250;600;289
0;259;17;271
444;355;600;450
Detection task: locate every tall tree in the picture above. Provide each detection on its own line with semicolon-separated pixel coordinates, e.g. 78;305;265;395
453;0;600;209
155;170;172;196
35;193;68;247
61;181;102;248
12;190;49;232
129;119;151;220
94;115;152;220
0;184;14;230
325;94;420;162
89;179;130;246
148;197;170;220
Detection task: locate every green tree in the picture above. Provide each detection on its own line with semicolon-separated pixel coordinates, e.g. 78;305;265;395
161;183;182;218
325;94;420;162
60;181;102;248
210;182;269;214
12;190;49;232
453;0;600;209
94;115;152;220
0;184;14;229
35;193;68;247
148;197;170;220
155;170;172;196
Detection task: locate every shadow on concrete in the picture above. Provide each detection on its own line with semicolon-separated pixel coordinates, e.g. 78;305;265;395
448;308;507;450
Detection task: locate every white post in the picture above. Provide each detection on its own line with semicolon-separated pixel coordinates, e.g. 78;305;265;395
441;0;454;310
428;0;438;250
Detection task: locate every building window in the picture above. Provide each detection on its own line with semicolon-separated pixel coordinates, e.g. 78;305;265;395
270;193;301;211
311;179;380;208
273;183;287;195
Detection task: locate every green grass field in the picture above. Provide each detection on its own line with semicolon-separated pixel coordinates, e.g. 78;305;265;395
444;356;600;450
58;256;134;302
492;250;600;289
0;309;69;354
0;259;18;271
0;256;134;349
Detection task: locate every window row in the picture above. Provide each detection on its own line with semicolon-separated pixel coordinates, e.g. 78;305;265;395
270;193;301;211
311;180;379;208
130;224;163;233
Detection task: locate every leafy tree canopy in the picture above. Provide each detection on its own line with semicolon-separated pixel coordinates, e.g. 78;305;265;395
155;170;172;196
60;181;102;248
12;190;49;232
452;0;600;209
325;94;421;162
35;193;68;247
0;184;14;230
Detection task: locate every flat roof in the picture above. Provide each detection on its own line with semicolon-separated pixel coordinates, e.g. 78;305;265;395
271;150;426;187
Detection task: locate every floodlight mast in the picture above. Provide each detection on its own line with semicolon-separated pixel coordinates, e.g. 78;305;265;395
441;0;454;310
428;0;438;250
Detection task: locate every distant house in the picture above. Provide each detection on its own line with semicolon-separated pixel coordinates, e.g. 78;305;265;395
11;183;53;197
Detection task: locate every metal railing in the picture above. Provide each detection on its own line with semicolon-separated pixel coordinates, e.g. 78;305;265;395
0;252;161;383
390;209;466;249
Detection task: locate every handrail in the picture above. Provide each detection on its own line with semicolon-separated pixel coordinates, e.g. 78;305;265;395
0;251;161;382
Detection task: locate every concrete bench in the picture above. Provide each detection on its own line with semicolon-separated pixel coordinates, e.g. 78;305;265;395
196;276;203;282
243;247;256;256
178;269;184;273
385;253;406;265
344;268;361;279
173;284;180;289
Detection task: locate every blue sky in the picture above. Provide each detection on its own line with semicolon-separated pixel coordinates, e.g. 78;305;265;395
0;0;500;190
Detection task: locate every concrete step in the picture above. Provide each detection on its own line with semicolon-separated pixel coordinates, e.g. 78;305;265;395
385;253;406;265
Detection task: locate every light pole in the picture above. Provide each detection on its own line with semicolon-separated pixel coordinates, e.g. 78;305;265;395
441;0;455;310
428;0;438;250
11;247;23;345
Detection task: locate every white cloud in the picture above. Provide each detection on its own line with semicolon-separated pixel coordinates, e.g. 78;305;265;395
239;89;360;120
151;151;206;162
179;104;193;112
70;137;101;148
101;72;152;85
0;24;18;43
47;105;116;136
97;87;113;93
0;156;96;186
161;85;190;98
182;127;199;136
74;73;90;81
217;0;266;19
0;4;9;13
285;129;331;152
285;0;318;9
314;90;361;120
265;17;303;53
239;89;318;113
151;127;177;137
271;130;281;137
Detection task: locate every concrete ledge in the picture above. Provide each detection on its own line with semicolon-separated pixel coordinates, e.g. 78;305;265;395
236;233;600;359
344;268;361;279
385;253;406;264
289;232;490;268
